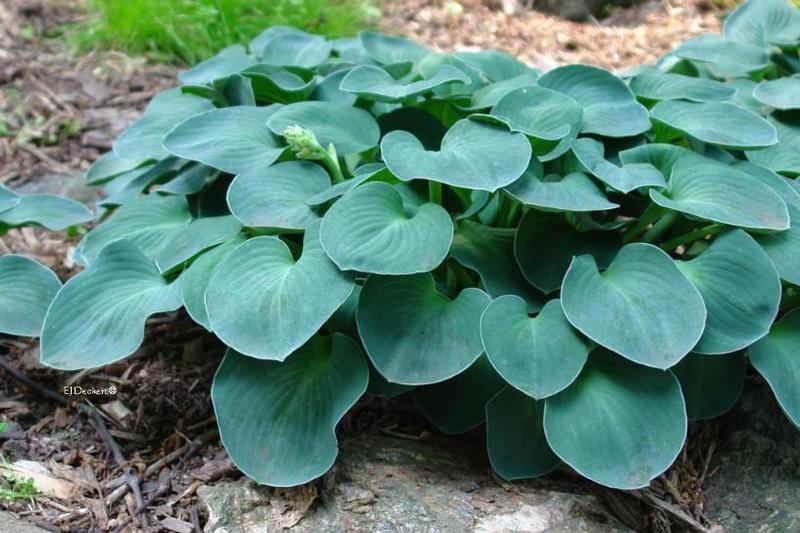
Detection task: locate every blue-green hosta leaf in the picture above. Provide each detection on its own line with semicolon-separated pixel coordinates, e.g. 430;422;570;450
412;355;504;434
212;334;368;487
650;157;790;231
181;237;245;330
537;64;651;138
155;215;243;273
243;65;316;104
248;25;306;55
220;74;256;106
163;106;285;175
672;353;746;421
490;86;583;161
357;273;490;385
736;161;800;208
463;73;540;111
340;64;469;102
749;308;800;428
312;69;358;105
85;152;149;186
157;164;216;196
178;45;256;85
40;240;182;370
481;297;588;399
629;73;736;103
381;118;531;192
267;101;380;155
358;31;428;66
77;194;192;265
753;77;800;111
673;35;770;77
677;230;781;354
723;0;800;47
543;351;687;489
746;111;800;176
307;163;387;205
0;195;92;231
0;255;61;336
618;143;693;176
561;243;706;369
453;50;532;82
651;100;778;150
450;220;544;312
95;158;182;208
505;171;618;212
228;161;330;230
571;138;666;193
377;107;447;151
256;32;332;68
514;211;621;294
755;203;800;285
320;181;452;274
206;222;354;360
486;387;560;480
0;185;19;214
114;88;214;161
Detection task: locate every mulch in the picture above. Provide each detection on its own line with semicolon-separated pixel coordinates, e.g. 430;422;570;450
0;0;732;531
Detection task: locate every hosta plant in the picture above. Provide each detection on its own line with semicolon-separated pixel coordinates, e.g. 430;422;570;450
2;0;800;490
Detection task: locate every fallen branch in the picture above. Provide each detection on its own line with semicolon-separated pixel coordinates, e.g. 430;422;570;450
0;355;66;406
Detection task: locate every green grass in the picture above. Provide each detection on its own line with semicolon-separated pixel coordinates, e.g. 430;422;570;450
72;0;380;64
0;455;39;503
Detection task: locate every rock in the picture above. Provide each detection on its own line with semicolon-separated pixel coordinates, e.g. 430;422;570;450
198;434;630;532
0;511;50;533
705;383;800;532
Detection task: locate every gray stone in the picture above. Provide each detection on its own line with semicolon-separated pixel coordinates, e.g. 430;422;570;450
705;384;800;532
0;511;50;533
198;434;630;533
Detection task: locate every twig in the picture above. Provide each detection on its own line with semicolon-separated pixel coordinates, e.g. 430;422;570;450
0;355;66;406
17;142;76;175
110;430;216;533
86;405;149;528
632;489;709;532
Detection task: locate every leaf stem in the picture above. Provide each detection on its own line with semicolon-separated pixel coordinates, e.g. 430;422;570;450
429;181;442;204
322;144;345;184
640;212;677;244
448;261;475;289
622;204;664;243
660;223;723;251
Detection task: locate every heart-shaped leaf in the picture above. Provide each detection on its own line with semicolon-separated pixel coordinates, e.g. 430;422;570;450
561;243;706;369
228;161;331;230
651;100;778;150
629;73;736;103
481;296;588;399
85;152;149;186
0;194;92;231
650;157;790;231
212;334;368;486
571;138;666;193
618;143;693;176
320;181;452;275
514;211;621;294
243;65;316;104
358;31;428;65
412;355;505;434
490;86;583;161
181;237;245;330
0;185;19;214
256;32;332;68
755;204;800;285
486;387;560;480
505;170;619;212
537;65;651;138
753;77;800;111
340;64;469;102
267;101;380;155
178;45;256;85
450;220;544;311
748;308;800;428
746;111;800;176
156;215;243;273
672;353;745;421
673;35;769;77
462;73;539;111
163;106;285;175
357;273;490;385
206;222;354;360
381;118;531;192
307;163;387;206
0;255;61;337
453;50;532;82
114;88;214;161
724;0;800;47
77;194;192;265
543;351;687;489
676;230;781;354
40;240;183;370
736;161;800;208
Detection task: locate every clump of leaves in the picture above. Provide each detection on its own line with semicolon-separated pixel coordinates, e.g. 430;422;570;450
1;0;800;490
0;456;39;503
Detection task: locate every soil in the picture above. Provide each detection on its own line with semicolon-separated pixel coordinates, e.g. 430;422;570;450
0;0;742;531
